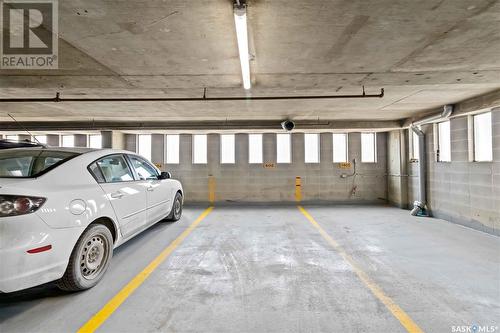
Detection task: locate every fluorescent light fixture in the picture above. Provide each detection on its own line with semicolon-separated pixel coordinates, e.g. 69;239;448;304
234;4;251;89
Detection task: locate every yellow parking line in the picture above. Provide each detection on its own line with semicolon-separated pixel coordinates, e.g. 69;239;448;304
78;206;214;333
297;206;424;333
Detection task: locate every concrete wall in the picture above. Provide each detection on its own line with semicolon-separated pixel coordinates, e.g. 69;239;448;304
131;132;388;204
406;111;500;235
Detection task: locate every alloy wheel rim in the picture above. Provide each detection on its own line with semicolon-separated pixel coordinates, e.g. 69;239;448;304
80;233;108;280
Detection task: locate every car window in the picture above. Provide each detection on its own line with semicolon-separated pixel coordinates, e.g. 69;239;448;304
128;155;159;180
0;149;79;178
88;162;105;183
96;155;134;183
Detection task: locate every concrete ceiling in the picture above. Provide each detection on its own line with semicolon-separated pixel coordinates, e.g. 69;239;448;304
1;0;500;126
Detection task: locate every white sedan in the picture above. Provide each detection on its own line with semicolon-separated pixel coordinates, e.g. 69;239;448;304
0;148;183;292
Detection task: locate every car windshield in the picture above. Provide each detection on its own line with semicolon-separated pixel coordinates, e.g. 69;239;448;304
0;149;79;178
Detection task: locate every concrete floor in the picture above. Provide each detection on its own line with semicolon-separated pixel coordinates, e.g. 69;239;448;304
0;205;499;333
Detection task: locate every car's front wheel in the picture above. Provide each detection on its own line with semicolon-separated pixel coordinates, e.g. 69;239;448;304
57;224;113;291
166;192;183;222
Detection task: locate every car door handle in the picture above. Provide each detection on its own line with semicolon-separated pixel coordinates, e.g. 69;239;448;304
110;191;124;199
147;186;154;192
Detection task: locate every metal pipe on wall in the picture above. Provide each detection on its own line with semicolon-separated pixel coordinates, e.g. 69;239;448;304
409;104;454;216
0;120;402;132
411;104;454;127
0;88;384;103
410;125;427;216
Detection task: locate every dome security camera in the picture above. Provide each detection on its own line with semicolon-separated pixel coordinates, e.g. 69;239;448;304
281;120;295;131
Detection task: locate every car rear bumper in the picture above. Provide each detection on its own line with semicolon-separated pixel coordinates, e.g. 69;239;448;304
0;214;84;293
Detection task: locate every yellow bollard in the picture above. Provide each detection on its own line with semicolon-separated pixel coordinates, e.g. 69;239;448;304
208;176;216;205
295;176;302;202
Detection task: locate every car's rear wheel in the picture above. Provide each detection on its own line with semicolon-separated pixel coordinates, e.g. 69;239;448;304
166;192;183;222
57;224;113;291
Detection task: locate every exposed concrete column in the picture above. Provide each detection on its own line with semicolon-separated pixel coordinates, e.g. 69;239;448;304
207;133;220;175
348;133;361;163
318;133;334;201
179;134;192;165
292;133;305;200
101;131;112;149
387;130;409;208
399;130;409;208
46;134;60;146
206;134;219;203
292;133;304;165
151;134;164;167
124;134;136;152
493;110;500;161
235;133;249;167
102;130;126;150
320;132;333;164
263;133;276;163
74;134;87;147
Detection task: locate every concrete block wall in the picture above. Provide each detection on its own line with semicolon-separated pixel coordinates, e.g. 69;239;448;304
127;132;388;204
405;111;500;235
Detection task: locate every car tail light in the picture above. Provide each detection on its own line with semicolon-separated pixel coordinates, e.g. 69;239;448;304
0;195;46;217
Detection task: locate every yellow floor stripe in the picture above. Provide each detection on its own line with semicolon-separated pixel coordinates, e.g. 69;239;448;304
297;206;424;333
78;206;214;333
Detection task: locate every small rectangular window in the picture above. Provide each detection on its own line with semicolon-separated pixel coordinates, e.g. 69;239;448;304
61;135;75;148
361;133;377;163
332;133;348;163
192;134;207;164
276;133;291;163
165;134;180;164
437;121;451;162
6;135;18;141
220;134;235;164
473;112;493;162
304;133;320;163
137;134;152;161
34;135;47;144
248;134;263;164
88;135;102;149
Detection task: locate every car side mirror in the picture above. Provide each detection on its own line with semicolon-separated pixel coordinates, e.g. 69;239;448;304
158;171;171;180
